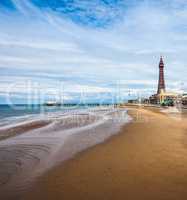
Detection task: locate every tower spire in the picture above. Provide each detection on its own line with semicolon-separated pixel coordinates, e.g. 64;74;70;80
157;56;166;94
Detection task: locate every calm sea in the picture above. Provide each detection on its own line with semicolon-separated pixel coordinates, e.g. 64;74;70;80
0;104;88;120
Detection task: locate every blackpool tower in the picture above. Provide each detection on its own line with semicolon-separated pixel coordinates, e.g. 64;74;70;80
157;56;166;94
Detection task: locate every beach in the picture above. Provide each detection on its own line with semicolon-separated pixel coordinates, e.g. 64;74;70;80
1;1;187;199
22;107;187;200
0;106;130;199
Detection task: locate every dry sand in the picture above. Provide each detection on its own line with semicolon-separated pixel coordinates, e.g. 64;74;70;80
24;107;187;200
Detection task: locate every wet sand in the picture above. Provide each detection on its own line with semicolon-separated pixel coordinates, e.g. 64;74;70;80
24;107;187;200
0;120;50;141
0;108;129;200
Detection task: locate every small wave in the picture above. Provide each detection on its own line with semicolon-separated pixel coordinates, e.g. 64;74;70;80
0;120;51;141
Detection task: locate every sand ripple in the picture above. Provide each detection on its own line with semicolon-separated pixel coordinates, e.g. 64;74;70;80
0;107;131;198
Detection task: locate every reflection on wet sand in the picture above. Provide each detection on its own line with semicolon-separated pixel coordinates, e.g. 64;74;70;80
24;107;187;200
0;108;130;199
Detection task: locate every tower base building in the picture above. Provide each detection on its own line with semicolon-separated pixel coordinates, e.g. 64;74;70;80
149;57;179;106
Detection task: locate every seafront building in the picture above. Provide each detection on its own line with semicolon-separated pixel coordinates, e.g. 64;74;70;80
128;56;186;106
149;57;179;106
182;94;187;105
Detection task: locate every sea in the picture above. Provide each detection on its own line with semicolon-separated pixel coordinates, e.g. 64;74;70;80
0;104;131;199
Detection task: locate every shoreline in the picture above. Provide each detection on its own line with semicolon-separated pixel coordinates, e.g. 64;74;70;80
23;107;187;200
0;107;131;200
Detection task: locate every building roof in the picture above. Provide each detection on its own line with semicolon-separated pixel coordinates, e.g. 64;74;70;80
158;90;179;97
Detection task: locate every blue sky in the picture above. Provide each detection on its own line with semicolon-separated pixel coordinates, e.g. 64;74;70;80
0;0;187;104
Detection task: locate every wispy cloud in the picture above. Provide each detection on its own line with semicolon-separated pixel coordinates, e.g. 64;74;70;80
0;0;187;103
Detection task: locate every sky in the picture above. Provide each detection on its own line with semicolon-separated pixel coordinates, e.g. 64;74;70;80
0;0;187;104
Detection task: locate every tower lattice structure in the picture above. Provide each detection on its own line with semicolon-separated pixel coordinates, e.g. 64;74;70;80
157;56;166;94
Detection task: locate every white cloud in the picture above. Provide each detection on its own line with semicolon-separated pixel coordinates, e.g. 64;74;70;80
0;0;187;102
